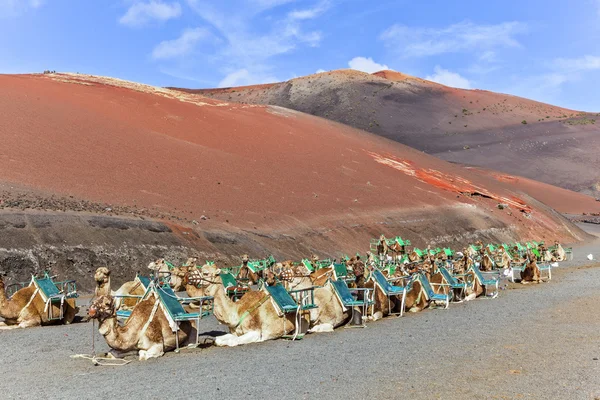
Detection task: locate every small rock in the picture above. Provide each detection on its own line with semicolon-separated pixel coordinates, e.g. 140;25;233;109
192;220;198;225
200;215;208;220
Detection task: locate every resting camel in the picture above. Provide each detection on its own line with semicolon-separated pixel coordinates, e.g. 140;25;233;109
94;267;147;309
195;264;297;347
275;265;352;332
480;253;495;272
494;248;513;270
237;255;263;285
552;241;566;262
368;270;426;319
0;274;77;329
521;252;541;283
88;295;195;360
377;235;389;258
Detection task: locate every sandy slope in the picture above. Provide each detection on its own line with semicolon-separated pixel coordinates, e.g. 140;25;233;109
0;73;595;248
186;69;600;195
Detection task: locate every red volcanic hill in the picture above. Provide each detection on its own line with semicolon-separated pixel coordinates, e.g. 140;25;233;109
0;73;597;258
182;69;600;197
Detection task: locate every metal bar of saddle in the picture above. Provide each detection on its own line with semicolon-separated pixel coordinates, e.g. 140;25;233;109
155;284;214;352
371;269;407;317
469;267;499;298
416;272;450;309
32;275;67;321
330;279;372;328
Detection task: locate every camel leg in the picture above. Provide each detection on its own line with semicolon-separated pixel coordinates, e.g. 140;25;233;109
309;323;334;333
139;344;164;361
215;331;261;347
0;323;20;330
18;315;42;329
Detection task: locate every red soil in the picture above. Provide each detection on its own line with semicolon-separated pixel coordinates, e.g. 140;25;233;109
468;168;600;214
0;73;592;243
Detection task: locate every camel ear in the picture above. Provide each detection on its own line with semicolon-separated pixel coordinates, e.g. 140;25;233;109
215;268;221;275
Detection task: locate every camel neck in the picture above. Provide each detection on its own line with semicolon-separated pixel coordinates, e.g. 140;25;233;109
0;281;8;310
210;284;239;328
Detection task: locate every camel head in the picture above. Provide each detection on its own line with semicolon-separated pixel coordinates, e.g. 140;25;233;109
147;258;167;271
241;254;249;264
193;264;222;296
170;266;190;291
88;295;116;321
311;254;319;263
94;267;111;286
183;257;198;267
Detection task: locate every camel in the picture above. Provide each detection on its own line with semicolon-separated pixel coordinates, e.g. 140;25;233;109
94;267;146;309
552;241;566;262
377;235;389;258
265;264;352;331
237;255;262;285
0;274;78;329
494;248;513;270
88;295;195;360
195;264;297;347
367;271;426;319
480;253;495;272
521;252;541;283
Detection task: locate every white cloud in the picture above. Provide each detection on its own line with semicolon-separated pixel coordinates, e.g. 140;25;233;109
555;55;600;72
152;28;211;59
479;51;497;63
218;69;278;88
380;21;527;57
425;66;471;89
0;0;45;17
316;69;326;73
120;1;181;27
288;0;330;20
348;57;390;73
180;0;330;87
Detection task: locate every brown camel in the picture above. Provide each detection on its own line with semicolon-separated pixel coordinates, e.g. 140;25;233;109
0;274;77;329
377;235;389;258
480;253;494;272
88;295;195;360
521;252;541;283
195;264;297;346
94;267;146;309
552;241;566;262
237;255;263;285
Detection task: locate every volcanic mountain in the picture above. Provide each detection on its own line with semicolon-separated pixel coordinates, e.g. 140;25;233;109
0;73;597;286
183;69;600;197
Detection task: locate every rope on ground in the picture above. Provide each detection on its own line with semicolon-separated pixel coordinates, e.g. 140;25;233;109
71;319;131;366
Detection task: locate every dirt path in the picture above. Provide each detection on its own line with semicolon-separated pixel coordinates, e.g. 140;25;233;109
1;237;599;399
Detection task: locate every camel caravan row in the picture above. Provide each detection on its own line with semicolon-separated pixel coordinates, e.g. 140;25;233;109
0;236;572;360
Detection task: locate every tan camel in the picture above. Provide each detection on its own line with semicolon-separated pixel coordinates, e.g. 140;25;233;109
552;241;566;262
493;247;512;269
275;266;351;332
0;274;77;329
521;252;541;283
88;295;195;360
367;271;425;319
94;267;146;309
377;235;389;258
195;264;297;347
480;253;494;272
237;255;262;285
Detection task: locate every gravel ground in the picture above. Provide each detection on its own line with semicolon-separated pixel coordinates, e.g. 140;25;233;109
1;228;599;399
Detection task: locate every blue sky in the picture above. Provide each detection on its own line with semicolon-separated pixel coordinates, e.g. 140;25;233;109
2;0;600;110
